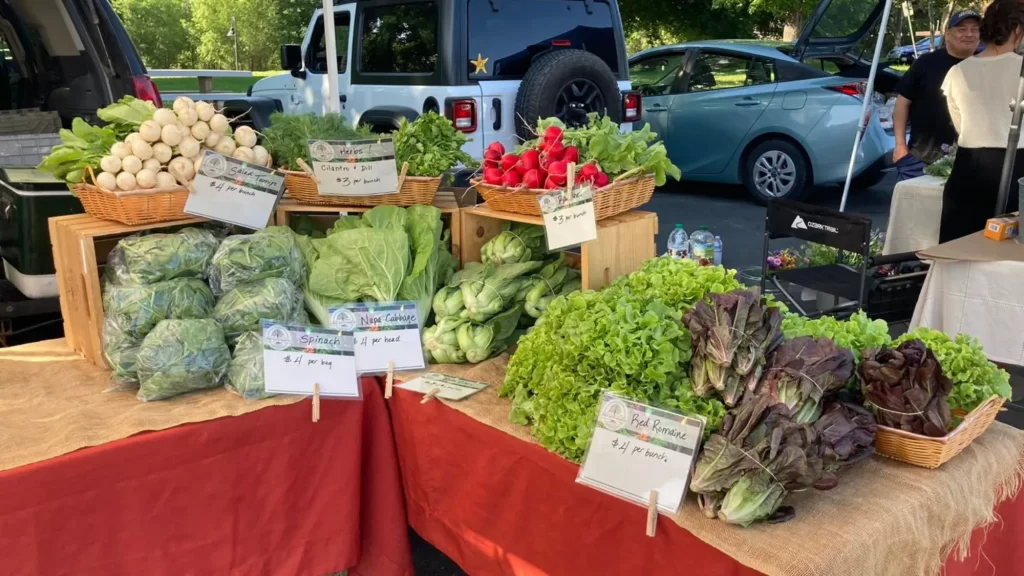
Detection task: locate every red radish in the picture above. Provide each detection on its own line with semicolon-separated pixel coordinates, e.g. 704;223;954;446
544;125;563;143
487;141;505;156
522;169;541;189
539;153;553;173
547;161;568;185
546;140;565;160
543;176;561;190
562;145;579;165
483;167;504;185
483;149;502;169
578;162;600;183
594;171;610;188
519;149;540;173
500;153;519;172
501;170;522;187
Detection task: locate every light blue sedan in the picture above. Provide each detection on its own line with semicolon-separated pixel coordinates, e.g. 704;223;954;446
630;0;897;202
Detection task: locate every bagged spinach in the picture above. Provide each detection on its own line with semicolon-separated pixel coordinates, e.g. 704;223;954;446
207;227;306;294
212;277;308;346
106;228;220;285
136;319;231;402
226;331;271;400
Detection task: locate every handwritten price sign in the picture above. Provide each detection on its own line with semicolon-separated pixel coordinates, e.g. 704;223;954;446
185;151;285;229
576;394;705;515
309;138;399;196
261;320;360;399
537;185;598;250
328;301;425;375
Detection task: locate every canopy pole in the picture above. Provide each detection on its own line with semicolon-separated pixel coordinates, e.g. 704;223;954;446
839;0;896;212
996;54;1024;222
322;0;341;114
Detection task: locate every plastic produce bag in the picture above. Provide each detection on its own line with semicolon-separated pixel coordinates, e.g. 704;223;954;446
106;228;220;285
207;227;306;294
226;331;271;400
102;278;216;386
136;319;231;402
212;277;308;346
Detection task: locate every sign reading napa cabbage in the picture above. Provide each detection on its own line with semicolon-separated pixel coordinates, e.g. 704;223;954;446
309;138;399;196
577;393;705;515
538;184;597;250
328;301;425;375
185;151;285;230
261;320;360;399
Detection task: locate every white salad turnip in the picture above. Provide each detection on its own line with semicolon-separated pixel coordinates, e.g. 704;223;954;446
115;171;137;191
233;125;257;149
193;156;204;175
214;136;236;156
142;158;161;172
168;157;195;182
130;139;153;161
155;171;178;189
121;155;143;175
100;155;122;174
204;132;221;148
172;97;194;114
209;113;229;135
110;141;132;159
160;124;183;147
139;120;162;143
195;101;215;122
190;121;211;141
177;107;199;127
232;146;254;163
252;145;270;167
96;171;118;191
125;132;141;147
152;142;173;163
177;136;201;159
153;108;177;127
135;169;157;189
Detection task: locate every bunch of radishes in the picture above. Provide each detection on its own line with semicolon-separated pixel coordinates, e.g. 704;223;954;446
93;97;271;192
480;126;610;190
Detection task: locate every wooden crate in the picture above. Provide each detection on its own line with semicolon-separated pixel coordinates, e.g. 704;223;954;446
275;190;463;261
460;206;658;291
49;214;206;368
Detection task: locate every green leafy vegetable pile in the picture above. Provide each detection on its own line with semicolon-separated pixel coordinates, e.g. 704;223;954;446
781;311;892;360
859;340;953;437
208;227;306;294
213;278;308;346
480;223;547;266
106;228;220;286
136;319;231;402
753;336;856;423
894;328;1011;414
226;331;271;400
500;258;740;461
261;112;373;171
393;112;475;177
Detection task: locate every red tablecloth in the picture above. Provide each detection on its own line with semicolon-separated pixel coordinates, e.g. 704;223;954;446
0;379;412;576
388;389;1024;576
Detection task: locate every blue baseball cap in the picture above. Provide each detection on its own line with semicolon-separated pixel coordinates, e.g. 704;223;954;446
948;9;981;28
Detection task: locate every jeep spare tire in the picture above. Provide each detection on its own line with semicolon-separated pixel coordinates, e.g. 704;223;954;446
514;49;621;141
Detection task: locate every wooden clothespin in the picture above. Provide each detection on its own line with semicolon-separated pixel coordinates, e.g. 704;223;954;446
295;157;321;184
421;387;440;404
385;360;394;400
312;383;321;423
397;162;409;193
646;491;658;538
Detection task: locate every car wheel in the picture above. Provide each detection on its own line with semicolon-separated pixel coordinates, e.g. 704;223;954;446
514;49;620;141
743;140;810;204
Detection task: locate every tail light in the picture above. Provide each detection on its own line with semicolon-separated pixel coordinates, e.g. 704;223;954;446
827;82;866;98
622;91;642;122
132;75;163;108
445;98;477;133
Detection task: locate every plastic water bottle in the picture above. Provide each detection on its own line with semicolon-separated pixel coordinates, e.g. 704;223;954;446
713;235;723;266
667;223;689;259
689;226;715;266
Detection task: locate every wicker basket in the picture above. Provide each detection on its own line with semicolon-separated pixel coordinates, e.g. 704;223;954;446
72;168;190;226
873;395;1004;469
472;173;656;220
281;160;441;207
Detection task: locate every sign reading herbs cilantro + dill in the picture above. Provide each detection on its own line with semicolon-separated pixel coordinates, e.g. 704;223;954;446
308;138;399;197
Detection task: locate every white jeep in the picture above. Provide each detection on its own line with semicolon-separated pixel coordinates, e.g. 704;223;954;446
248;0;640;165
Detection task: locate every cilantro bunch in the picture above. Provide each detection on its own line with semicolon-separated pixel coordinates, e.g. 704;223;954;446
895;328;1011;413
393;112;476;177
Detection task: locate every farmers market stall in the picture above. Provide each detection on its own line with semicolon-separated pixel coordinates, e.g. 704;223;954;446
883;175;945;255
0;339;412;576
388;356;1024;576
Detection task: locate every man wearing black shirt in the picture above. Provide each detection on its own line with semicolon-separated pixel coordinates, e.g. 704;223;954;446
892;10;981;181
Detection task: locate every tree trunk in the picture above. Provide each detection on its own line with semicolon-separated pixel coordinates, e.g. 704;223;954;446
782;11;805;41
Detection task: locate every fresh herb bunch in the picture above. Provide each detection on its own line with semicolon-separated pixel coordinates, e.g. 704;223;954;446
523;114;681;185
393;112;476;177
894;327;1011;413
261;112;372;170
782;311;892;360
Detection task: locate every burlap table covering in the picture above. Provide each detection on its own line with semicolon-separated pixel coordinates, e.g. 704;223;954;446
404;356;1024;576
0;339;301;473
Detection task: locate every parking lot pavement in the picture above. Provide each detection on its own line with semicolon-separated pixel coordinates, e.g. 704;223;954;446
644;170;899;274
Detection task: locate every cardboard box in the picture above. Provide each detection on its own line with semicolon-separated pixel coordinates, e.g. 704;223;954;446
984;215;1019;241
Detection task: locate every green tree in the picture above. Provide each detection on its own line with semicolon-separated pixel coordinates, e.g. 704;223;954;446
714;0;816;41
112;0;194;68
619;0;780;54
277;0;323;45
191;0;282;70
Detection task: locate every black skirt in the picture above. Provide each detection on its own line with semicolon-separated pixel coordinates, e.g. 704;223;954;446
939;147;1024;243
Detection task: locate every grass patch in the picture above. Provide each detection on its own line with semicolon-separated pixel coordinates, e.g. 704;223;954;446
153;71;282;94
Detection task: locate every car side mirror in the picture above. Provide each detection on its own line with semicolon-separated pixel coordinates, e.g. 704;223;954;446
280;44;304;78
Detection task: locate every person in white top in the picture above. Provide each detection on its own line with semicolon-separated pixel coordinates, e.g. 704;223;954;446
939;0;1024;243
